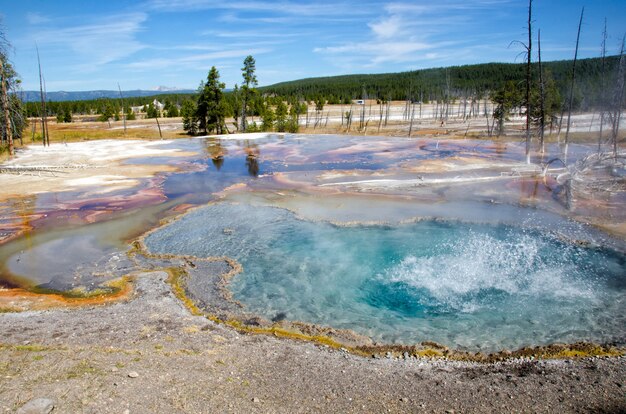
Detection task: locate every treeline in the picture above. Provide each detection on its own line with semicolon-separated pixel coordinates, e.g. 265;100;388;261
25;56;624;121
260;56;624;111
19;56;625;126
22;93;196;118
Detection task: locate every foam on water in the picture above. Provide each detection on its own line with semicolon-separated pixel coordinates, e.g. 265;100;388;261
144;202;626;352
382;231;599;313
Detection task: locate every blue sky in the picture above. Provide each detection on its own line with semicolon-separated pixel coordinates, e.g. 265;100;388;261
2;0;625;91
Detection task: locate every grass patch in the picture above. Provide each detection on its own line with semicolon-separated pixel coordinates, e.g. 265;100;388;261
65;359;102;379
13;344;48;352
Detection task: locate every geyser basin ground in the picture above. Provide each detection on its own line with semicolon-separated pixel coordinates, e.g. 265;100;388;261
145;202;626;352
2;134;625;352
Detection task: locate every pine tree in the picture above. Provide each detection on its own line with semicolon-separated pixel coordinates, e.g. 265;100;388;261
275;100;288;132
240;55;257;132
197;66;226;134
181;100;198;135
261;102;275;132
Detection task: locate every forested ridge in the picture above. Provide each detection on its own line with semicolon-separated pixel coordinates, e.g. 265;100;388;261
261;56;623;110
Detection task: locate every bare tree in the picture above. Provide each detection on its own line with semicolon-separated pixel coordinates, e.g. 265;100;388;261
564;7;585;162
0;22;15;155
538;29;546;154
0;58;12;155
598;19;608;153
524;0;533;164
36;45;49;147
609;34;625;160
408;103;415;137
118;83;126;135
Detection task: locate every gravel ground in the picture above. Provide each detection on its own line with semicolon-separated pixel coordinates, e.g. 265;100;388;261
1;271;624;413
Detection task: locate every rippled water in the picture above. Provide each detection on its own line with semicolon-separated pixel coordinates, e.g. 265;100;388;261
145;203;626;352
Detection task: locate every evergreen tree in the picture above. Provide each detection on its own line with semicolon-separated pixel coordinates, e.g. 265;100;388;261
56;105;72;123
197;66;227;134
126;106;136;121
275;100;288;132
98;102;114;122
261;102;275;132
492;81;522;135
181;100;198;135
63;107;72;123
240;55;257;132
145;102;159;118
168;104;179;117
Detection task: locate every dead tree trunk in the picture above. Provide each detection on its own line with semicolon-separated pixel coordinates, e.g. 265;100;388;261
347;105;353;131
419;92;424;119
0;59;13;155
610;35;625;160
118;83;126;135
31;117;36;142
155;116;163;139
36;46;49;147
538;29;546;154
408;103;415;137
341;104;344;127
598;19;608;153
524;0;533;164
384;100;390;126
564;7;585;162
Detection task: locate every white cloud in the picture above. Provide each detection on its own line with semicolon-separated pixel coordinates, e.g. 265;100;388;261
313;1;509;68
385;0;511;14
26;12;51;25
125;48;270;70
315;40;438;66
32;13;147;67
146;0;372;17
368;15;404;39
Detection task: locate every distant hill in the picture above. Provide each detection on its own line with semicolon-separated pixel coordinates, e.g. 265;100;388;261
261;56;623;110
19;88;196;102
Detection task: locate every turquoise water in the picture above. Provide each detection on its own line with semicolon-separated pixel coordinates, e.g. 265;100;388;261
145;203;626;352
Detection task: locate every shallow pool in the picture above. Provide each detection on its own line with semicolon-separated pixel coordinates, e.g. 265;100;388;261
145;202;626;352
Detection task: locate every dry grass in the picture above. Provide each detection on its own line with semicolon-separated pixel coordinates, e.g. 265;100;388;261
29;116;188;143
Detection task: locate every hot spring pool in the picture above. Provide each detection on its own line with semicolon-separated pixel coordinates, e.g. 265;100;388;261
145;203;625;352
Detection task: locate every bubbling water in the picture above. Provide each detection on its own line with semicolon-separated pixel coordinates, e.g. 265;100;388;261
144;202;626;352
380;231;600;313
